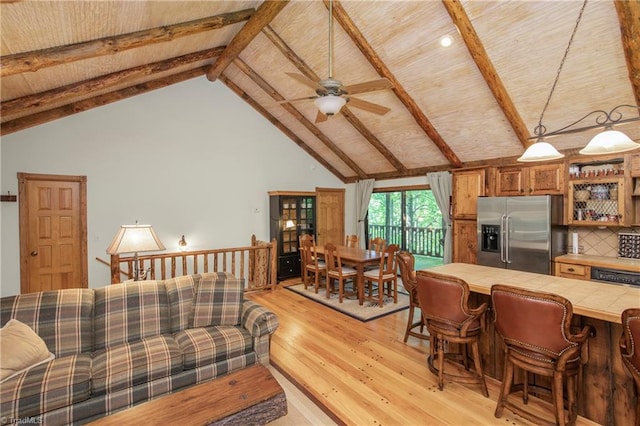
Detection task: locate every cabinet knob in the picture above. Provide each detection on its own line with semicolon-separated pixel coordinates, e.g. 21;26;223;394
568;267;575;272
31;250;38;256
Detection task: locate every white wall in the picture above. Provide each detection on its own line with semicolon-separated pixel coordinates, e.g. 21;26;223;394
1;77;346;295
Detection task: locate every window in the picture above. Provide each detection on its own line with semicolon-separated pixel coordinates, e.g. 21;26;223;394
367;188;444;269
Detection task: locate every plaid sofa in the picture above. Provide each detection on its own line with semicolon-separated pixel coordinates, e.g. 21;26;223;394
0;272;278;425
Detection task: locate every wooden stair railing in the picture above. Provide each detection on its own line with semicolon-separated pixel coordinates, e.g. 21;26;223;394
107;235;278;291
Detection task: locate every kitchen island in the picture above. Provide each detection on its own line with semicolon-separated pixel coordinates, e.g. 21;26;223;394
424;263;639;425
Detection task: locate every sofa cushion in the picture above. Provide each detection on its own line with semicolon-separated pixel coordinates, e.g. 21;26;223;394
174;326;253;370
0;289;94;357
94;281;170;350
91;334;183;396
0;354;91;422
192;272;243;327
0;319;55;382
165;274;198;333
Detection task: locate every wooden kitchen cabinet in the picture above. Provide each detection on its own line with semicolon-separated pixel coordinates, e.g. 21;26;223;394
452;168;486;219
453;219;478;264
494;163;564;196
554;261;590;280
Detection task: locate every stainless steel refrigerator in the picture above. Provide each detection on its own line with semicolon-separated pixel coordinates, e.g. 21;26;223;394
477;195;567;275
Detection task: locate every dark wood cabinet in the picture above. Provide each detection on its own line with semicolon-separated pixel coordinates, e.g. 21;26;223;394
269;191;316;281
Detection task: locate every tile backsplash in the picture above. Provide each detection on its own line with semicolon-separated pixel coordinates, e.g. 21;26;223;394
570;226;639;257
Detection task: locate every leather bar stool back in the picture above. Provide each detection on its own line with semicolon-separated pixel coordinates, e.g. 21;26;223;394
491;284;592;426
416;270;489;397
621;308;640;426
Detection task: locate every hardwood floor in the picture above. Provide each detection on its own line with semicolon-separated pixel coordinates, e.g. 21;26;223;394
247;282;601;426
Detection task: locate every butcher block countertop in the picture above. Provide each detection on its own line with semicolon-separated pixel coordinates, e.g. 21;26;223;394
425;263;639;324
555;253;640;272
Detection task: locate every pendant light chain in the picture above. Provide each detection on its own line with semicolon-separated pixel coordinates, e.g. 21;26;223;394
328;0;334;79
535;0;588;137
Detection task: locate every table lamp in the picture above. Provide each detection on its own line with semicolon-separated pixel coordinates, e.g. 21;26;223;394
106;223;165;281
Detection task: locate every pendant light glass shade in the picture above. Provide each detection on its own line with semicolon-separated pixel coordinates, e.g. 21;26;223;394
517;139;565;162
314;95;346;116
578;128;640;155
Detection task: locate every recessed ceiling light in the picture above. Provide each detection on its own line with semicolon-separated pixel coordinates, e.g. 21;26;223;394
440;35;453;47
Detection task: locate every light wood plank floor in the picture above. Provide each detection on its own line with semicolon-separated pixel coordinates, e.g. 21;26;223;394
248;283;600;426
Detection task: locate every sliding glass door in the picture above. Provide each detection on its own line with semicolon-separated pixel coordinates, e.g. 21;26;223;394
367;188;444;269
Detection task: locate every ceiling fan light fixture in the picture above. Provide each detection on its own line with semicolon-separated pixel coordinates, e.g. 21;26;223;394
517;138;565;162
314;95;346;116
578;128;640;155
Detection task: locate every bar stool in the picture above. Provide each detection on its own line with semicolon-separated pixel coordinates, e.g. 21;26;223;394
620;308;640;426
491;284;592;426
415;270;489;396
396;251;428;343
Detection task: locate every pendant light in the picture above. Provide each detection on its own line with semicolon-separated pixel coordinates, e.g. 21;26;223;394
517;1;588;162
518;0;640;162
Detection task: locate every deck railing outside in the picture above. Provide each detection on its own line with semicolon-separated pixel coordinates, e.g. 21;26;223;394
109;235;277;291
368;225;444;258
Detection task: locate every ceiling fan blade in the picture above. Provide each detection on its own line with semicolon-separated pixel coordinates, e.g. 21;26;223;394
276;96;318;105
285;72;322;90
343;78;393;95
315;110;328;124
347;97;391;115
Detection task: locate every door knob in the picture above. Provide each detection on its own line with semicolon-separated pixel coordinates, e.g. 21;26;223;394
31;250;38;256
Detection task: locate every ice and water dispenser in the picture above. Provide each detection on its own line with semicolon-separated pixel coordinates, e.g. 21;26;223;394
481;225;500;253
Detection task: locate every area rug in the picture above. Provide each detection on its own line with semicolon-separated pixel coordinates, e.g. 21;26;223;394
285;283;409;322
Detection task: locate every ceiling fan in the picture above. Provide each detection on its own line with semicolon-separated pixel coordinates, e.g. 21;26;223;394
281;0;393;123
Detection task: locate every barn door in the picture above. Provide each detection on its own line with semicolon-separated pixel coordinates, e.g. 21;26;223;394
315;187;345;248
18;173;88;293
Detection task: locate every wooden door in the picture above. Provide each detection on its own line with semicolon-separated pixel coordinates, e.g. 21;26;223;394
494;166;526;196
452;168;486;220
19;173;88;293
528;163;565;195
452;219;477;264
315;187;344;248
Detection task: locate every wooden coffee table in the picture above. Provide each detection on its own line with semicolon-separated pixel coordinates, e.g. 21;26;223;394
89;364;287;425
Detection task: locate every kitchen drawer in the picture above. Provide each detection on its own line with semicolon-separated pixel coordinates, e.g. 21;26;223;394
555;262;590;280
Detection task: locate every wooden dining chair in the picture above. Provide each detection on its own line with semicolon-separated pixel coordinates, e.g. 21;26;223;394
396;251;428;342
369;237;386;252
300;235;325;293
362;244;400;307
324;243;357;303
345;234;359;248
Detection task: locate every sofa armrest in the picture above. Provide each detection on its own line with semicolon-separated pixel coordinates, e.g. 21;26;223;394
241;300;279;337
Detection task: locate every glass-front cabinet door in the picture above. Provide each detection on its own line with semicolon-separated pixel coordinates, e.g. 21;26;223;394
269;192;316;281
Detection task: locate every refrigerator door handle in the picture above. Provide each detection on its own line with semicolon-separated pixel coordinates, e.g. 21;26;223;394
505;215;511;264
500;215;507;263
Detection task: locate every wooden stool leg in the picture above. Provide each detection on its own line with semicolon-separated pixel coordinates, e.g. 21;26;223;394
437;336;445;391
404;304;415;343
471;340;488;397
552;370;565;426
495;356;513;418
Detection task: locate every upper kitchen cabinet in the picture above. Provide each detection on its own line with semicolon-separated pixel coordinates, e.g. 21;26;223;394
494;163;565;196
452;168;486;220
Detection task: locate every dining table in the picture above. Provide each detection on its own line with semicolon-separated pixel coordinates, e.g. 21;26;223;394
314;245;383;305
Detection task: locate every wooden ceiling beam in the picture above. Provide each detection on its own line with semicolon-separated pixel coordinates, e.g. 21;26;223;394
328;0;463;168
261;25;406;173
442;0;531;149
220;75;347;182
1;67;206;136
2;46;225;120
0;9;253;77
614;0;640;106
206;1;289;81
232;57;367;179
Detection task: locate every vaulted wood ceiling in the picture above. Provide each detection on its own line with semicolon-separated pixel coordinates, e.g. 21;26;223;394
2;0;639;183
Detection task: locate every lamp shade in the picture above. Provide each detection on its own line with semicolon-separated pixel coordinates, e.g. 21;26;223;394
579;129;640;155
106;224;165;255
517;139;565;162
314;95;346;116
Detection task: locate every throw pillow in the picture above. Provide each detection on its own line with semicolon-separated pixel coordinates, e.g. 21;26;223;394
0;319;55;382
191;274;243;327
